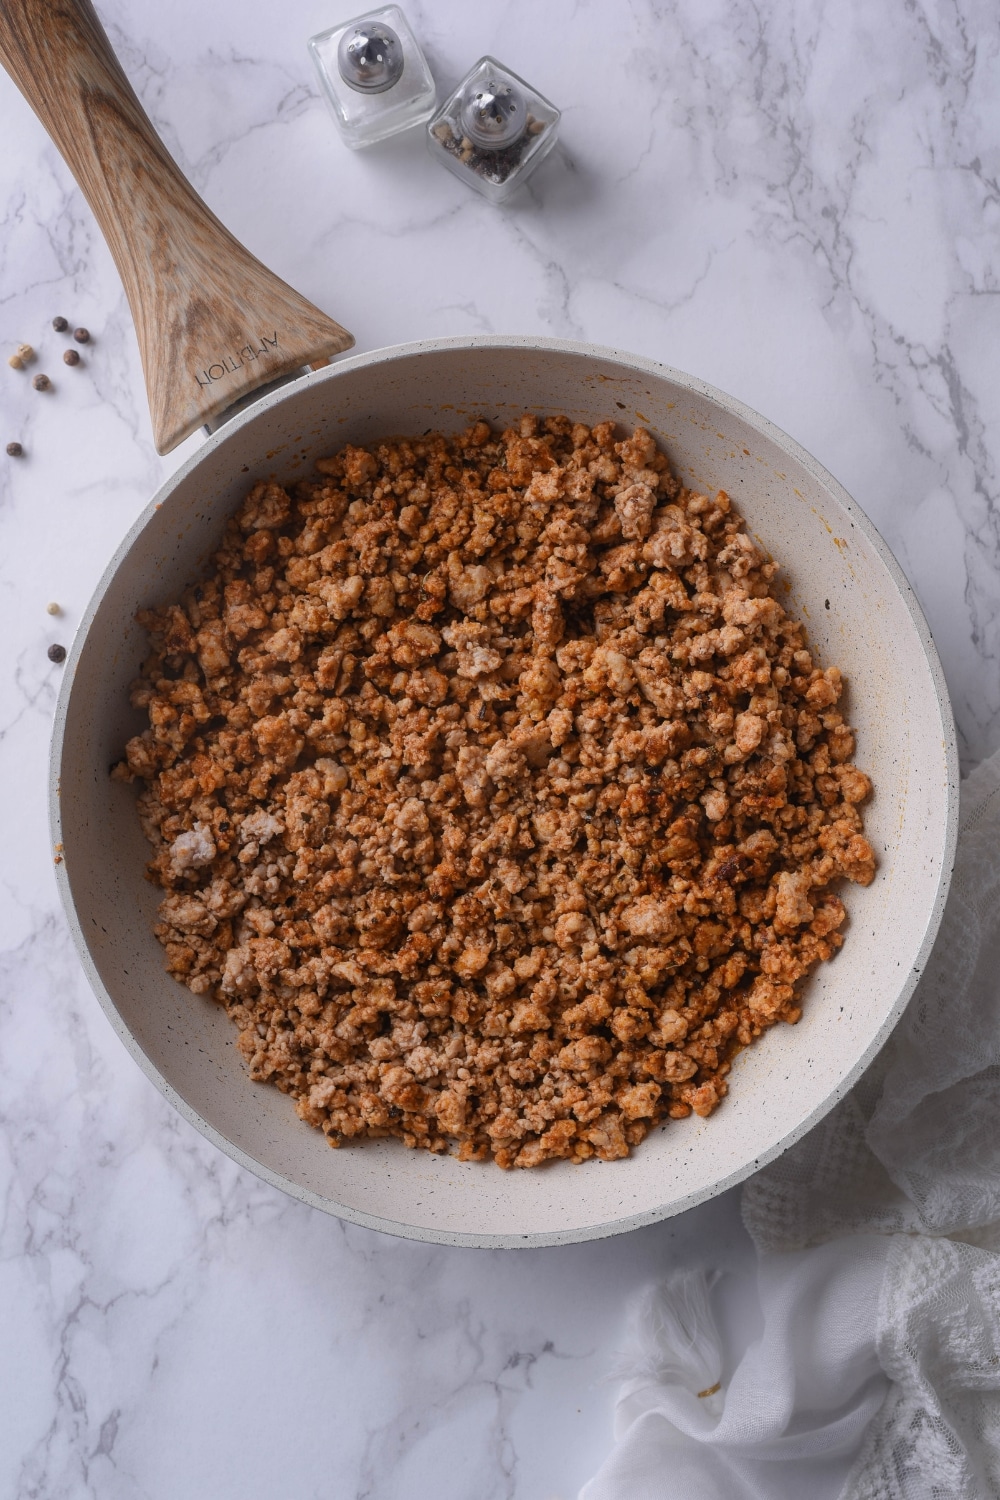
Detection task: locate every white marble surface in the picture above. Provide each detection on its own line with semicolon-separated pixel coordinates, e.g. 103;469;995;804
0;0;997;1494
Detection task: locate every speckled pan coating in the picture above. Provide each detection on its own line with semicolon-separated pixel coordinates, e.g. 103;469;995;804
50;337;958;1249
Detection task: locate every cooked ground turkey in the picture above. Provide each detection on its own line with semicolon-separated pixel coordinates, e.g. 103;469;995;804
114;415;875;1168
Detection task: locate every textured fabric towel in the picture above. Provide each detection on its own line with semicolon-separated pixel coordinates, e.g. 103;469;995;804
582;747;1000;1500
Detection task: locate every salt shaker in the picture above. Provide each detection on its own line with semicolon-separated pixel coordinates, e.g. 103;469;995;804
308;5;436;149
426;56;560;203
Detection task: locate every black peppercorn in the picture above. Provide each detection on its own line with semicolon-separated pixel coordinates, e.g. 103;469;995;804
32;373;51;391
63;349;81;366
6;441;22;457
47;643;66;663
73;327;90;344
52;315;69;332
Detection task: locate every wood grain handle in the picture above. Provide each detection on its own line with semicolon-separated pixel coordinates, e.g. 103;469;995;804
0;0;354;453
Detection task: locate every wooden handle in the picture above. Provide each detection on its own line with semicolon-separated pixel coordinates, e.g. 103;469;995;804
0;0;354;453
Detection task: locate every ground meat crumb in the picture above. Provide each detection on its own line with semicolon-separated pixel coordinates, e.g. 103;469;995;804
114;416;876;1168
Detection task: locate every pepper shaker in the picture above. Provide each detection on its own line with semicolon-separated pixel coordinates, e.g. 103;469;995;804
427;56;560;202
308;5;436;149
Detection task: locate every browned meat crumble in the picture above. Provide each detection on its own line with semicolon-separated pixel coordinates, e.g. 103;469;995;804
113;415;875;1168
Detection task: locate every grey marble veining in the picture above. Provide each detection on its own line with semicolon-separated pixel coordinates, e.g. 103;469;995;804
0;1;997;1495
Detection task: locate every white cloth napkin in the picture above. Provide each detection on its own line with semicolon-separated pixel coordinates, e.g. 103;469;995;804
582;747;1000;1500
